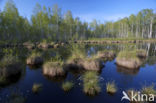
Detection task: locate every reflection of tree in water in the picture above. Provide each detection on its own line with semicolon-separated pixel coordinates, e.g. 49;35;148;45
146;56;156;65
116;66;139;87
117;66;140;76
119;74;134;88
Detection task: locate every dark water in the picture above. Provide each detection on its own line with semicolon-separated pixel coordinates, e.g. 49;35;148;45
1;43;156;103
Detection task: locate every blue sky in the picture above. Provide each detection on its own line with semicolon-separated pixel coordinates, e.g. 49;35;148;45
0;0;156;22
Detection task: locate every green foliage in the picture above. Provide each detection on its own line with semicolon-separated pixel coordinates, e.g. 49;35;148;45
0;0;155;42
62;81;74;92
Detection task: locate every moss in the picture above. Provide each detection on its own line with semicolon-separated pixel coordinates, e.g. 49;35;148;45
32;83;42;93
62;81;74;92
83;71;101;96
106;81;117;94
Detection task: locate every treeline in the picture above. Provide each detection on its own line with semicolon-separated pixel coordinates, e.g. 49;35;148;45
0;0;156;43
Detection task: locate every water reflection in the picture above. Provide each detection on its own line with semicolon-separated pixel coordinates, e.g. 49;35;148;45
116;66;140;75
0;43;156;103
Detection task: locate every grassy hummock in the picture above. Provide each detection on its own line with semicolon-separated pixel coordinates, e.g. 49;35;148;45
32;83;42;93
0;55;21;80
43;59;66;77
141;85;156;95
106;81;117;94
116;50;142;69
26;50;43;65
0;54;19;68
62;81;74;92
83;71;101;96
28;51;42;59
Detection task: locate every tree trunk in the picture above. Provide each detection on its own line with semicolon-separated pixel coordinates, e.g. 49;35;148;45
149;17;153;38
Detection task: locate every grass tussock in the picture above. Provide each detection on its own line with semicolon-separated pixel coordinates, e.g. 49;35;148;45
43;60;66;77
62;81;74;92
8;90;26;103
0;54;19;67
32;83;42;93
106;81;117;94
49;54;63;63
0;76;7;86
141;84;156;95
29;51;41;58
83;71;101;96
27;50;43;65
44;61;63;69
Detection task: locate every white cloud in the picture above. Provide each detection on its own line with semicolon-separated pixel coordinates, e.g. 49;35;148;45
74;13;129;23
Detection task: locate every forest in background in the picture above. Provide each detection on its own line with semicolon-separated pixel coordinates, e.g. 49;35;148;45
0;0;156;43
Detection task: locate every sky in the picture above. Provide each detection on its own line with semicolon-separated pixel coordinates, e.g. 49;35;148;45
0;0;156;23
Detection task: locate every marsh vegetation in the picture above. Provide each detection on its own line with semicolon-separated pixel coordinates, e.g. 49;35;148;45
32;83;42;93
0;0;156;103
106;81;117;94
0;43;156;103
83;71;101;96
62;81;74;92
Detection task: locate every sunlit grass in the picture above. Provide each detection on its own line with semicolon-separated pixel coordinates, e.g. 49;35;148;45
29;50;41;58
32;83;42;93
83;71;101;96
106;81;117;94
117;50;138;59
43;59;66;77
62;81;74;92
68;44;86;61
0;54;19;67
141;84;156;95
